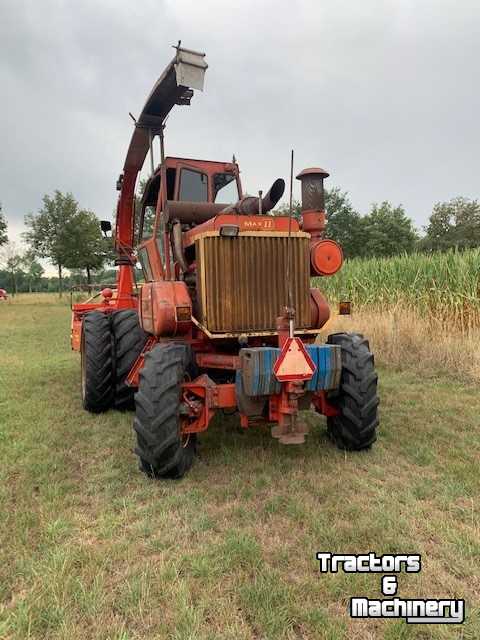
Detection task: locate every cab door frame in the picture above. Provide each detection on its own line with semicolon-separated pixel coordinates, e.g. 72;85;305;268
137;170;166;282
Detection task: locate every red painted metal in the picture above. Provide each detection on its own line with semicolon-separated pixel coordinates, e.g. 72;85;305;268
310;239;343;276
213;384;237;408
240;414;249;429
139;280;192;336
195;353;241;370
181;376;236;434
302;210;326;237
183;214;300;248
269;381;309;444
339;301;352;315
312;391;340;417
309;289;330;329
125;336;157;388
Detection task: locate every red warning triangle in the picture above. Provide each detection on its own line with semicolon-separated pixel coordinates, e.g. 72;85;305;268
273;337;316;382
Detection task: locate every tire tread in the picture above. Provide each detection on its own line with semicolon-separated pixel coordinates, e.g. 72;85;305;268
112;310;147;410
326;332;379;450
82;311;114;413
133;343;196;479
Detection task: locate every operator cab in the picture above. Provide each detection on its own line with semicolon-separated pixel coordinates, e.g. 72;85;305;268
137;157;242;281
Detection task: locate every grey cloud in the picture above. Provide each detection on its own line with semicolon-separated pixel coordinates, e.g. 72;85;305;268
1;0;479;246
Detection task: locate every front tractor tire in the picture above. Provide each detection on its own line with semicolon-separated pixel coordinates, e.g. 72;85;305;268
111;310;147;411
81;311;114;413
326;332;379;450
133;343;196;479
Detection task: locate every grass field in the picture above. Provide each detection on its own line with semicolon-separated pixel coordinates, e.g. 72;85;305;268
316;248;480;383
317;248;480;330
1;295;479;639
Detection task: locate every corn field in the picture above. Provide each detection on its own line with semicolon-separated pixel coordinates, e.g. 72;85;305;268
316;248;480;330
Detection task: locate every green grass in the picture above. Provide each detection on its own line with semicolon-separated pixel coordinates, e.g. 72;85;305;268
317;248;480;329
0;295;479;639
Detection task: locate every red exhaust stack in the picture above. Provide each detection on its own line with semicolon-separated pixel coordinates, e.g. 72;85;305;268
296;167;343;277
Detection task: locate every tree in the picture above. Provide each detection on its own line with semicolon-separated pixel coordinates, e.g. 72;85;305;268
360;201;418;257
0;203;8;246
0;242;24;295
276;191;418;259
275;189;365;258
423;197;480;251
64;210;112;283
324;188;365;258
274;199;302;221
24;191;81;295
22;249;44;292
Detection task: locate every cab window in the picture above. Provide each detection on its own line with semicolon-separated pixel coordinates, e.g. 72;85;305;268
140;205;156;241
138;247;153;281
179;169;208;202
155;218;166;267
214;173;239;203
138;174;160;243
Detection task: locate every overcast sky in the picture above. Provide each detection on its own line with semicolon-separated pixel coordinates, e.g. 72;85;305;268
1;0;479;257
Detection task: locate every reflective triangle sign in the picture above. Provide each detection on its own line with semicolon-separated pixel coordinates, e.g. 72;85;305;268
273;337;317;382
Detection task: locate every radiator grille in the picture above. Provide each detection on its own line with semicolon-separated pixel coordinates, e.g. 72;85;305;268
196;234;311;333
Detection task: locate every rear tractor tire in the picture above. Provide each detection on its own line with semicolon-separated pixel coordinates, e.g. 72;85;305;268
81;311;114;413
133;343;196;479
111;309;148;411
326;332;379;450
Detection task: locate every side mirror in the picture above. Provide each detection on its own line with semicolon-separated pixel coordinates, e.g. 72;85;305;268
100;220;112;237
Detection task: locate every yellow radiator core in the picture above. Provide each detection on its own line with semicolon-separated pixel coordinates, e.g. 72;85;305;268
195;232;311;333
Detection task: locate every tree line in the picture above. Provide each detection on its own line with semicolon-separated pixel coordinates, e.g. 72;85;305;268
0;187;479;294
0;193;112;295
277;189;480;258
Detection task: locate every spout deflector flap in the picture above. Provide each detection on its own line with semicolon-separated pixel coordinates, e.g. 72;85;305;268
174;49;208;91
